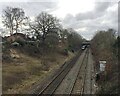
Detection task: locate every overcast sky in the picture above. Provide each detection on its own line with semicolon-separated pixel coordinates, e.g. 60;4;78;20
0;0;119;40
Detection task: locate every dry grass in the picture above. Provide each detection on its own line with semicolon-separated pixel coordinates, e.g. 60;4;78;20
2;48;75;94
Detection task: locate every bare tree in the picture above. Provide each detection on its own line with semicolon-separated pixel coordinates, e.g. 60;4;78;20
31;12;60;43
2;6;27;35
29;21;41;40
12;8;27;34
2;7;14;35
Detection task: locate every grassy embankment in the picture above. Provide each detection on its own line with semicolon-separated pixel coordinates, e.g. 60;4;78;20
2;44;76;94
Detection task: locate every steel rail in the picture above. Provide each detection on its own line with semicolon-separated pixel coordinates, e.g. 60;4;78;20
37;50;83;95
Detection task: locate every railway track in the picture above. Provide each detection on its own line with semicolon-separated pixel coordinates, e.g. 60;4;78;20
71;49;95;95
82;49;95;94
37;50;82;95
81;49;90;95
37;48;95;95
70;48;89;95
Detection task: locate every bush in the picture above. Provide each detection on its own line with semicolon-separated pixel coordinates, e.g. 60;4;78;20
63;48;68;56
15;39;26;47
91;29;118;94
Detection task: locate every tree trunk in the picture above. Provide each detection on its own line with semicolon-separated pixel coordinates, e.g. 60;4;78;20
42;30;46;44
15;21;18;40
10;27;13;36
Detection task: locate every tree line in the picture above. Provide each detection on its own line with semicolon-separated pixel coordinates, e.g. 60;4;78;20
91;29;119;94
2;6;83;54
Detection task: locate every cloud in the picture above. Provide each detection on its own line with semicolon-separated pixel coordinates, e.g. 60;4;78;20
0;0;58;2
0;2;58;17
0;1;118;39
94;2;112;12
62;2;118;40
75;2;113;21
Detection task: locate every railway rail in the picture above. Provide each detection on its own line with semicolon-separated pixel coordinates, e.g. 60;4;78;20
36;48;95;95
71;48;89;95
82;49;95;94
37;50;82;95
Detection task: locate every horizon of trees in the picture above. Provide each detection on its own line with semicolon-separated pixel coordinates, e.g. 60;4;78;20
2;6;84;53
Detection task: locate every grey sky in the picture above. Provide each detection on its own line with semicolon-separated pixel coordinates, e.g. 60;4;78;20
0;0;119;40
